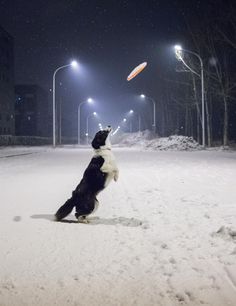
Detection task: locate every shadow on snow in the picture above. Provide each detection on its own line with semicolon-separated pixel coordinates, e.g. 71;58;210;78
30;214;144;227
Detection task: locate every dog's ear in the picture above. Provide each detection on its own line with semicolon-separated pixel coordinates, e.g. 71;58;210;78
92;138;100;149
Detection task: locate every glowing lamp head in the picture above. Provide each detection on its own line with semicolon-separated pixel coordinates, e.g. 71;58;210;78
174;45;182;52
71;60;78;68
87;97;93;103
129;109;134;114
140;94;145;99
123;118;127;122
93;112;97;116
174;45;183;61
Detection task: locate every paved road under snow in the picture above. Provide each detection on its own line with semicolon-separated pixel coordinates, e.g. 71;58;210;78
0;147;236;306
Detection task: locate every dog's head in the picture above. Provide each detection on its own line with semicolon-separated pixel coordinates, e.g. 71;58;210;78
91;126;112;150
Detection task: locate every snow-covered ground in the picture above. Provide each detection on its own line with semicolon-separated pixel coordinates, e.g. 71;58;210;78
0;146;236;305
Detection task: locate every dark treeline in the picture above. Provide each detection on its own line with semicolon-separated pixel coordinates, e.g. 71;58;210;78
150;1;236;146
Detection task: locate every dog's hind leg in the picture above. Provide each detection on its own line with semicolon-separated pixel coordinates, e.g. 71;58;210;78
54;198;75;221
74;197;98;222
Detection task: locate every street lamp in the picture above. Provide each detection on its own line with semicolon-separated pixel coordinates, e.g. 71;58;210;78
78;97;93;145
174;45;205;147
129;109;141;132
86;112;97;144
71;60;78;68
140;94;156;132
112;126;120;136
129;110;133;132
52;60;78;147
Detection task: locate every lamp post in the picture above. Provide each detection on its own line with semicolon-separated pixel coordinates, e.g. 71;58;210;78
52;60;78;148
174;45;205;147
129;109;141;132
138;115;141;132
129;110;133;132
121;118;127;132
140;94;156;132
78;97;93;145
86;112;97;144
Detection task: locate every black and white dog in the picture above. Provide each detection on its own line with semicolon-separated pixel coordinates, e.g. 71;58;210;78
54;126;119;223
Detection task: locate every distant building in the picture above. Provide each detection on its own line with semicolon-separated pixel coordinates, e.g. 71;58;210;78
0;25;15;135
15;85;49;137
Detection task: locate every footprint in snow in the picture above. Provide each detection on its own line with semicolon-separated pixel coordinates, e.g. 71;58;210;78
13;216;21;222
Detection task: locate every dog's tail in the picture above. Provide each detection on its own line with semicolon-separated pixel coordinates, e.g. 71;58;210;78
54;198;75;221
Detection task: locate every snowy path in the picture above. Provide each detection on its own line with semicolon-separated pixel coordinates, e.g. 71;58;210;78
0;147;236;306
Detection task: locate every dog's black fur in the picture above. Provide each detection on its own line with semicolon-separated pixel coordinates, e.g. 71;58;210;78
54;127;117;222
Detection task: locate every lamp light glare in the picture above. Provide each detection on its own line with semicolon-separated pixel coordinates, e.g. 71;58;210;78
174;45;183;61
174;45;182;51
71;60;78;68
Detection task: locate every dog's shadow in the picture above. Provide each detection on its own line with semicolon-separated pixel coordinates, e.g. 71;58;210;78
31;214;144;227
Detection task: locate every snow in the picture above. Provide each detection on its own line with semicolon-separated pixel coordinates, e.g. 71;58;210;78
113;131;201;151
0;145;236;305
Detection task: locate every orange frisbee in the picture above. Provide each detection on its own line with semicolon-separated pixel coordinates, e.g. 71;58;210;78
127;62;147;81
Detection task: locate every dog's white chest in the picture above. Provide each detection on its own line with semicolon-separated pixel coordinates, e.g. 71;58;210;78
95;149;118;187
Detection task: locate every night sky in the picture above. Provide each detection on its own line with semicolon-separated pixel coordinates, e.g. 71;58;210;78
0;0;207;133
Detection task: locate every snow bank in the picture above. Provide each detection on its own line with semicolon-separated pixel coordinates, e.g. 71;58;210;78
146;135;200;151
113;131;201;151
